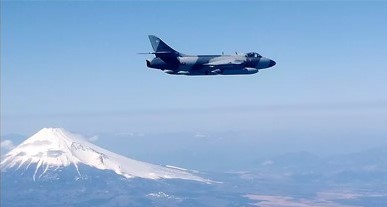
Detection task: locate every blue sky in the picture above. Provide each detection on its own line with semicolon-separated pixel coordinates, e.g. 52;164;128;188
1;1;387;152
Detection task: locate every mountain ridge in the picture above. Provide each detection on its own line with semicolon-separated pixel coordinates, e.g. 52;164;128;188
0;128;208;182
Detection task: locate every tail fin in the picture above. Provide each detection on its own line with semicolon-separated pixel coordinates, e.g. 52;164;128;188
148;35;184;57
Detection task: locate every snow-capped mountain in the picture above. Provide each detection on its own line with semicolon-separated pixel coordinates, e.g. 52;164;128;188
0;128;207;182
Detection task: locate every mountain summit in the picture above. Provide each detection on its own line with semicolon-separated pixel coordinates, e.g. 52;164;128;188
0;128;207;182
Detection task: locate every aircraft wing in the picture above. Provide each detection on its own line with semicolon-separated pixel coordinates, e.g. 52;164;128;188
203;59;244;68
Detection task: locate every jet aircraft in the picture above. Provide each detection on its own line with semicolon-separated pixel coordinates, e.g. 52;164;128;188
144;35;276;75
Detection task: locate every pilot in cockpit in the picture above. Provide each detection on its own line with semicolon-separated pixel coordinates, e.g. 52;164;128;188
245;52;262;58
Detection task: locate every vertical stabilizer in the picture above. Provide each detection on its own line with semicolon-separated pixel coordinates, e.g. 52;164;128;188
148;35;184;57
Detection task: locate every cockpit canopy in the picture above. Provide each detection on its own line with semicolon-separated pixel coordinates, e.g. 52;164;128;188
245;52;262;58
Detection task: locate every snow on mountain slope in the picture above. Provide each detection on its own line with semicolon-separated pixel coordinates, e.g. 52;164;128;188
0;128;208;182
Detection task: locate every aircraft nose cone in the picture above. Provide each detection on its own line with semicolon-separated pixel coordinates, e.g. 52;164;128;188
269;60;276;67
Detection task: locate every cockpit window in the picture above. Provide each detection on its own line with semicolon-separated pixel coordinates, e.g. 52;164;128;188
245;52;262;58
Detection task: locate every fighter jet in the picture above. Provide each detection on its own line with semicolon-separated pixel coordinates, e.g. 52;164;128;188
144;35;276;75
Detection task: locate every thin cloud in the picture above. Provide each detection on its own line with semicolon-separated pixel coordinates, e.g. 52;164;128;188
245;194;358;207
88;135;99;142
1;140;16;151
194;132;211;138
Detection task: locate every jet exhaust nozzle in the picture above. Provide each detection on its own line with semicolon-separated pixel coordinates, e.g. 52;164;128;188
147;57;168;69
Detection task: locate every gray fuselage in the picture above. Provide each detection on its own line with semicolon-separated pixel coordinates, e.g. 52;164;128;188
145;35;276;75
147;54;275;75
